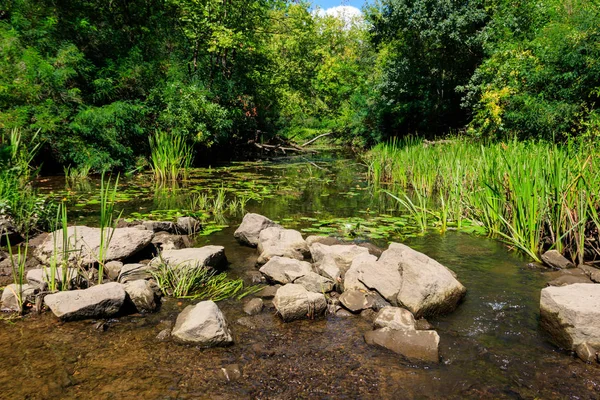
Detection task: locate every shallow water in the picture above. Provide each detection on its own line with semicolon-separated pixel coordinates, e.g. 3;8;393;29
2;154;599;399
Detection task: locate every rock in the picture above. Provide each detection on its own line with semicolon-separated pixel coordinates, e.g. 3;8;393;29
579;264;600;283
541;250;575;269
26;267;79;289
257;227;309;265
236;316;258;329
124;280;159;313
547;269;593;286
576;343;598;363
156;329;171;341
358;242;385;258
360;309;377;322
540;284;600;362
151;246;227;270
310;243;370;273
315;255;342;282
305;236;344;247
259;256;312;284
234;213;281;247
373;306;416;331
176;216;202;235
1;284;35;312
171;301;233;346
342;254;376;292
359;259;402;304
151;232;191;251
379;243;466;317
221;364;242;382
273;284;327;322
0;217;23;246
335;308;354;317
44;282;127;321
256;285;280;299
118;263;155;283
339;289;376;313
142;221;177;233
105;261;123;281
364;327;440;363
294;272;334;293
35;226;153;264
245;270;265;284
243;298;264;315
415;318;434;330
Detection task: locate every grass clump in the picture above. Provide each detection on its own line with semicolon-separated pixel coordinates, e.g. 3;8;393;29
151;262;261;301
149;130;193;181
367;138;600;262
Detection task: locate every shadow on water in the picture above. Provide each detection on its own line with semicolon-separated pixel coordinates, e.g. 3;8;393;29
2;154;598;399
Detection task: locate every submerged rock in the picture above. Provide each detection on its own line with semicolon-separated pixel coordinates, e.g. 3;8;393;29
124;280;159;313
257;227;310;265
540;283;600;363
234;213;281;247
579;264;600;283
243;298;264;315
273;284;327;322
364;327;440;363
151;246;227;270
541;250;575;270
44;282;127;321
547;268;593;286
171;301;233;346
35;226;153;265
259;256;312;284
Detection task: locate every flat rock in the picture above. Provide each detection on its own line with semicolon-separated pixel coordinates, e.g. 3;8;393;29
118;263;155;283
364;327;440;363
151;246;227;270
259;256;312;284
234;213;281;247
339;289;376;313
243;298;264;315
44;282;127;321
294;271;334;293
171;301;233;346
310;243;370;273
380;243;466;318
257;227;309;265
35;226;153;264
540;284;600;362
124;280;159;313
273;284;327;322
26;267;78;289
359;261;402;304
541;250;575;269
373;306;416;331
142;221;177;233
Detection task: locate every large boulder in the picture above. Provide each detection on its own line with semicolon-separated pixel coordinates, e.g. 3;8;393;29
257;227;309;265
259;256;312;284
273;284;327;322
364;327;440;363
44;282;127;321
35;226;153;265
234;213;281;247
171;301;233;346
150;246;227;270
377;243;466;317
540;284;600;362
124;280;159;313
310;243;370;273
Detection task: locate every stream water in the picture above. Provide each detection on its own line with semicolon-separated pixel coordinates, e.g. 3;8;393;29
1;153;599;399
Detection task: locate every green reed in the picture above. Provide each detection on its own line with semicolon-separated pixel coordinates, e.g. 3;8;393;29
149;130;193;181
367;138;600;262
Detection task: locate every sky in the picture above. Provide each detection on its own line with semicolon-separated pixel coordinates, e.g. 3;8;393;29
311;1;368;20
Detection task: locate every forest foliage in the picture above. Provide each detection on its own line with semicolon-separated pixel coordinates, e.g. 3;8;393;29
0;0;598;171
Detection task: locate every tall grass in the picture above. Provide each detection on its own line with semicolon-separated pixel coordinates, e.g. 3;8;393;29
97;173;121;284
367;138;600;262
149;130;193;181
6;236;28;314
45;202;72;292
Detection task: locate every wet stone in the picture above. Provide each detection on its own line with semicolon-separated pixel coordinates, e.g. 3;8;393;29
256;285;279;299
221;364;242;382
364;327;440;363
339;289;376;313
541;250;575;270
243;298;264;315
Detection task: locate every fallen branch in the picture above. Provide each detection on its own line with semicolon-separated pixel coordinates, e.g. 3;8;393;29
301;133;331;147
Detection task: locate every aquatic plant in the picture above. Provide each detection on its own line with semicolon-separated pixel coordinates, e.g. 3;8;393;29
64;163;92;183
149;130;193;181
45;202;73;292
367;138;600;262
97;173;122;284
151;261;261;301
5;236;28;314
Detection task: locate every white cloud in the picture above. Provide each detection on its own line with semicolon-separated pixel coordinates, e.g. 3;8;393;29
314;6;363;27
